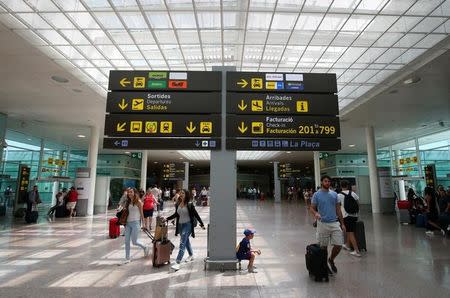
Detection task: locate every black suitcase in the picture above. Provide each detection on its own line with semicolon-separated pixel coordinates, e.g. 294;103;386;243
25;210;38;223
0;204;6;216
305;244;329;282
55;205;66;218
354;221;367;252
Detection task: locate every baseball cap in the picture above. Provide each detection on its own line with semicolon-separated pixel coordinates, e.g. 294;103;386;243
243;229;256;236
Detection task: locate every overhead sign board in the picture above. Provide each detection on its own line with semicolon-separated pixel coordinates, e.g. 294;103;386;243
227;115;340;138
105;114;221;138
103;138;221;150
226;138;341;151
227;72;337;93
109;70;222;91
278;163;302;179
227;92;338;115
162;163;185;180
107;91;221;114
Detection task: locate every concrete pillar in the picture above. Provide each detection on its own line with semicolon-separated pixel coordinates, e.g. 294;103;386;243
208;66;237;269
86;125;99;216
182;161;189;190
37;139;44;179
414;138;423;177
140;150;148;191
0;113;6;167
94;176;110;214
366;126;381;213
395;150;406;200
51;181;58;206
273;162;281;203
313;151;321;190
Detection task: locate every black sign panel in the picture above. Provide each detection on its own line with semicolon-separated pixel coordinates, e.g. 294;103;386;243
105;114;221;137
226;138;341;151
227;72;337;93
162;163;185;180
103;138;221;150
227;115;340;138
227;92;338;115
278;163;302;179
109;70;221;91
16;164;31;204
107;91;221;114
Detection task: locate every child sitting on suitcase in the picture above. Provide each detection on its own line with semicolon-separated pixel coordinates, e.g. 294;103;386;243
236;229;261;273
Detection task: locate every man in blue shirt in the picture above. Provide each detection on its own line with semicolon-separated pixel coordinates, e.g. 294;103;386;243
236;229;261;273
310;175;346;274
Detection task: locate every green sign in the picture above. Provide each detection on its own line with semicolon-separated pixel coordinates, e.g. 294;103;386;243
148;80;167;89
149;72;167;80
131;152;142;159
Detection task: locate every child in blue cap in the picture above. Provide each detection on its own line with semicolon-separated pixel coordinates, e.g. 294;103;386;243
236;229;261;273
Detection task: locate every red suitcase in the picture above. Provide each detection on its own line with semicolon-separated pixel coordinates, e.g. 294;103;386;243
109;218;120;239
397;200;411;210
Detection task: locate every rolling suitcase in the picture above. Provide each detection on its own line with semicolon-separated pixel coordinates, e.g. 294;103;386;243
0;203;6;216
143;228;174;267
109;218;120;238
55;205;66;218
416;213;427;228
25;210;38;224
305;244;329;282
354;221;367;252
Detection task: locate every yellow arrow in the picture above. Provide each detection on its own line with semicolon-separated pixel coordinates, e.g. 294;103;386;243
116;122;126;132
237;79;248;88
238;100;247;111
238;122;248;133
118;98;128;110
120;78;131;87
186;121;196;133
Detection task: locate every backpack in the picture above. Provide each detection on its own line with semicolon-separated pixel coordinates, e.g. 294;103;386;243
342;191;359;214
143;194;154;211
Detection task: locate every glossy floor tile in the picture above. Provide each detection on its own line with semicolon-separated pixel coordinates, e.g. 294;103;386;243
0;200;448;298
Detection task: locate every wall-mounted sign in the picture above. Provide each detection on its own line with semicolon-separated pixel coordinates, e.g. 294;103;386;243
162;163;185;180
16;164;31;204
226;138;341;151
103;137;221;150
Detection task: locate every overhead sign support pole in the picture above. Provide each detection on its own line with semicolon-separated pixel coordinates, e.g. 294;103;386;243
273;162;281;203
207;66;237;270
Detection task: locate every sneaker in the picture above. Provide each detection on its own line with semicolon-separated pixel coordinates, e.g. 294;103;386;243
185;255;194;263
328;258;337;273
171;263;180;271
342;244;351;251
144;246;150;257
350;251;362;257
248;267;258;273
425;230;434;236
120;259;131;265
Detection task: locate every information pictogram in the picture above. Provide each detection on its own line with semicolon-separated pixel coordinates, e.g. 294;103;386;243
130;121;142;133
160;121;172;133
145;122;157;133
200;122;212;134
251;100;263;112
252;122;264;134
132;98;144;110
296;101;308;112
133;77;146;88
251;78;263;89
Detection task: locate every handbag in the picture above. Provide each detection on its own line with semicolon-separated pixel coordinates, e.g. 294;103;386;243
117;200;130;225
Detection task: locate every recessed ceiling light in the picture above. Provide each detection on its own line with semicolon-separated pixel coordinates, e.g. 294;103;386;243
403;76;421;85
27;138;32;141
179;157;183;160
77;134;86;138
153;161;158;164
348;144;355;147
286;151;292;154
124;151;130;154
51;75;69;83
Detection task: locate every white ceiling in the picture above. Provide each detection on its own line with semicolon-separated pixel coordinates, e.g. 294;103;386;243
0;0;448;167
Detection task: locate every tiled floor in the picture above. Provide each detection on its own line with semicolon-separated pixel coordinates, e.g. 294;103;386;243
0;200;449;298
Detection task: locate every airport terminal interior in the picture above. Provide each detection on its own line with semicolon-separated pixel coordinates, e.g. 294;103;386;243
0;0;449;297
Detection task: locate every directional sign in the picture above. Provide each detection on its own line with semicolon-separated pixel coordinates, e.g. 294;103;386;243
227;72;337;93
226;138;341;151
227;115;340;138
105;114;221;137
109;70;222;91
227;93;338;115
278;163;302;179
107;92;221;114
162;163;185;180
103;138;221;150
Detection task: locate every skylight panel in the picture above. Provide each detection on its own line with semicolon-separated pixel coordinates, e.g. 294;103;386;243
0;0;33;12
171;12;197;29
37;29;69;44
197;12;221;29
111;0;139;10
267;30;291;44
381;0;415;15
374;32;403;47
200;30;221;44
108;30;134;44
295;13;324;30
119;12;148;29
83;0;112;11
329;0;359;13
271;13;297;30
111;59;130;67
223;12;239;29
77;45;104;59
355;0;389;13
406;0;443;15
245;30;268;44
139;0;165;10
310;31;338;46
341;15;373;32
72;59;94;67
16;30;47;45
93;12;124;29
91;59;112;67
318;14;349;31
414;34;446;48
247;12;273;30
393;33;425;47
277;0;305;10
375;48;405;63
389;16;422;33
303;0;333;13
351;69;379;83
41;13;75;29
353;31;383;46
176;30;200;44
54;45;85;59
411;17;447;33
84;29;113;44
16;13;52;29
67;12;100;29
223;30;242;43
146;12;172;29
166;0;193;10
356;47;387;63
60;30;90;44
365;15;398;32
250;0;277;10
130;30;156;44
97;45;124;59
393;48;426;64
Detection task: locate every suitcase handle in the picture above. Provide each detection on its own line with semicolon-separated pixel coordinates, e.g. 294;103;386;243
142;228;155;241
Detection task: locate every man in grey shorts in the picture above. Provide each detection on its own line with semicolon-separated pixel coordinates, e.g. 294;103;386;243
310;175;346;274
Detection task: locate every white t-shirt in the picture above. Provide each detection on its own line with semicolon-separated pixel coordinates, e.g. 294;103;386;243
338;190;359;218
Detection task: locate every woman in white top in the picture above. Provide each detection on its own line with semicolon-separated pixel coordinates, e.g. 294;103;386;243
122;188;149;264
